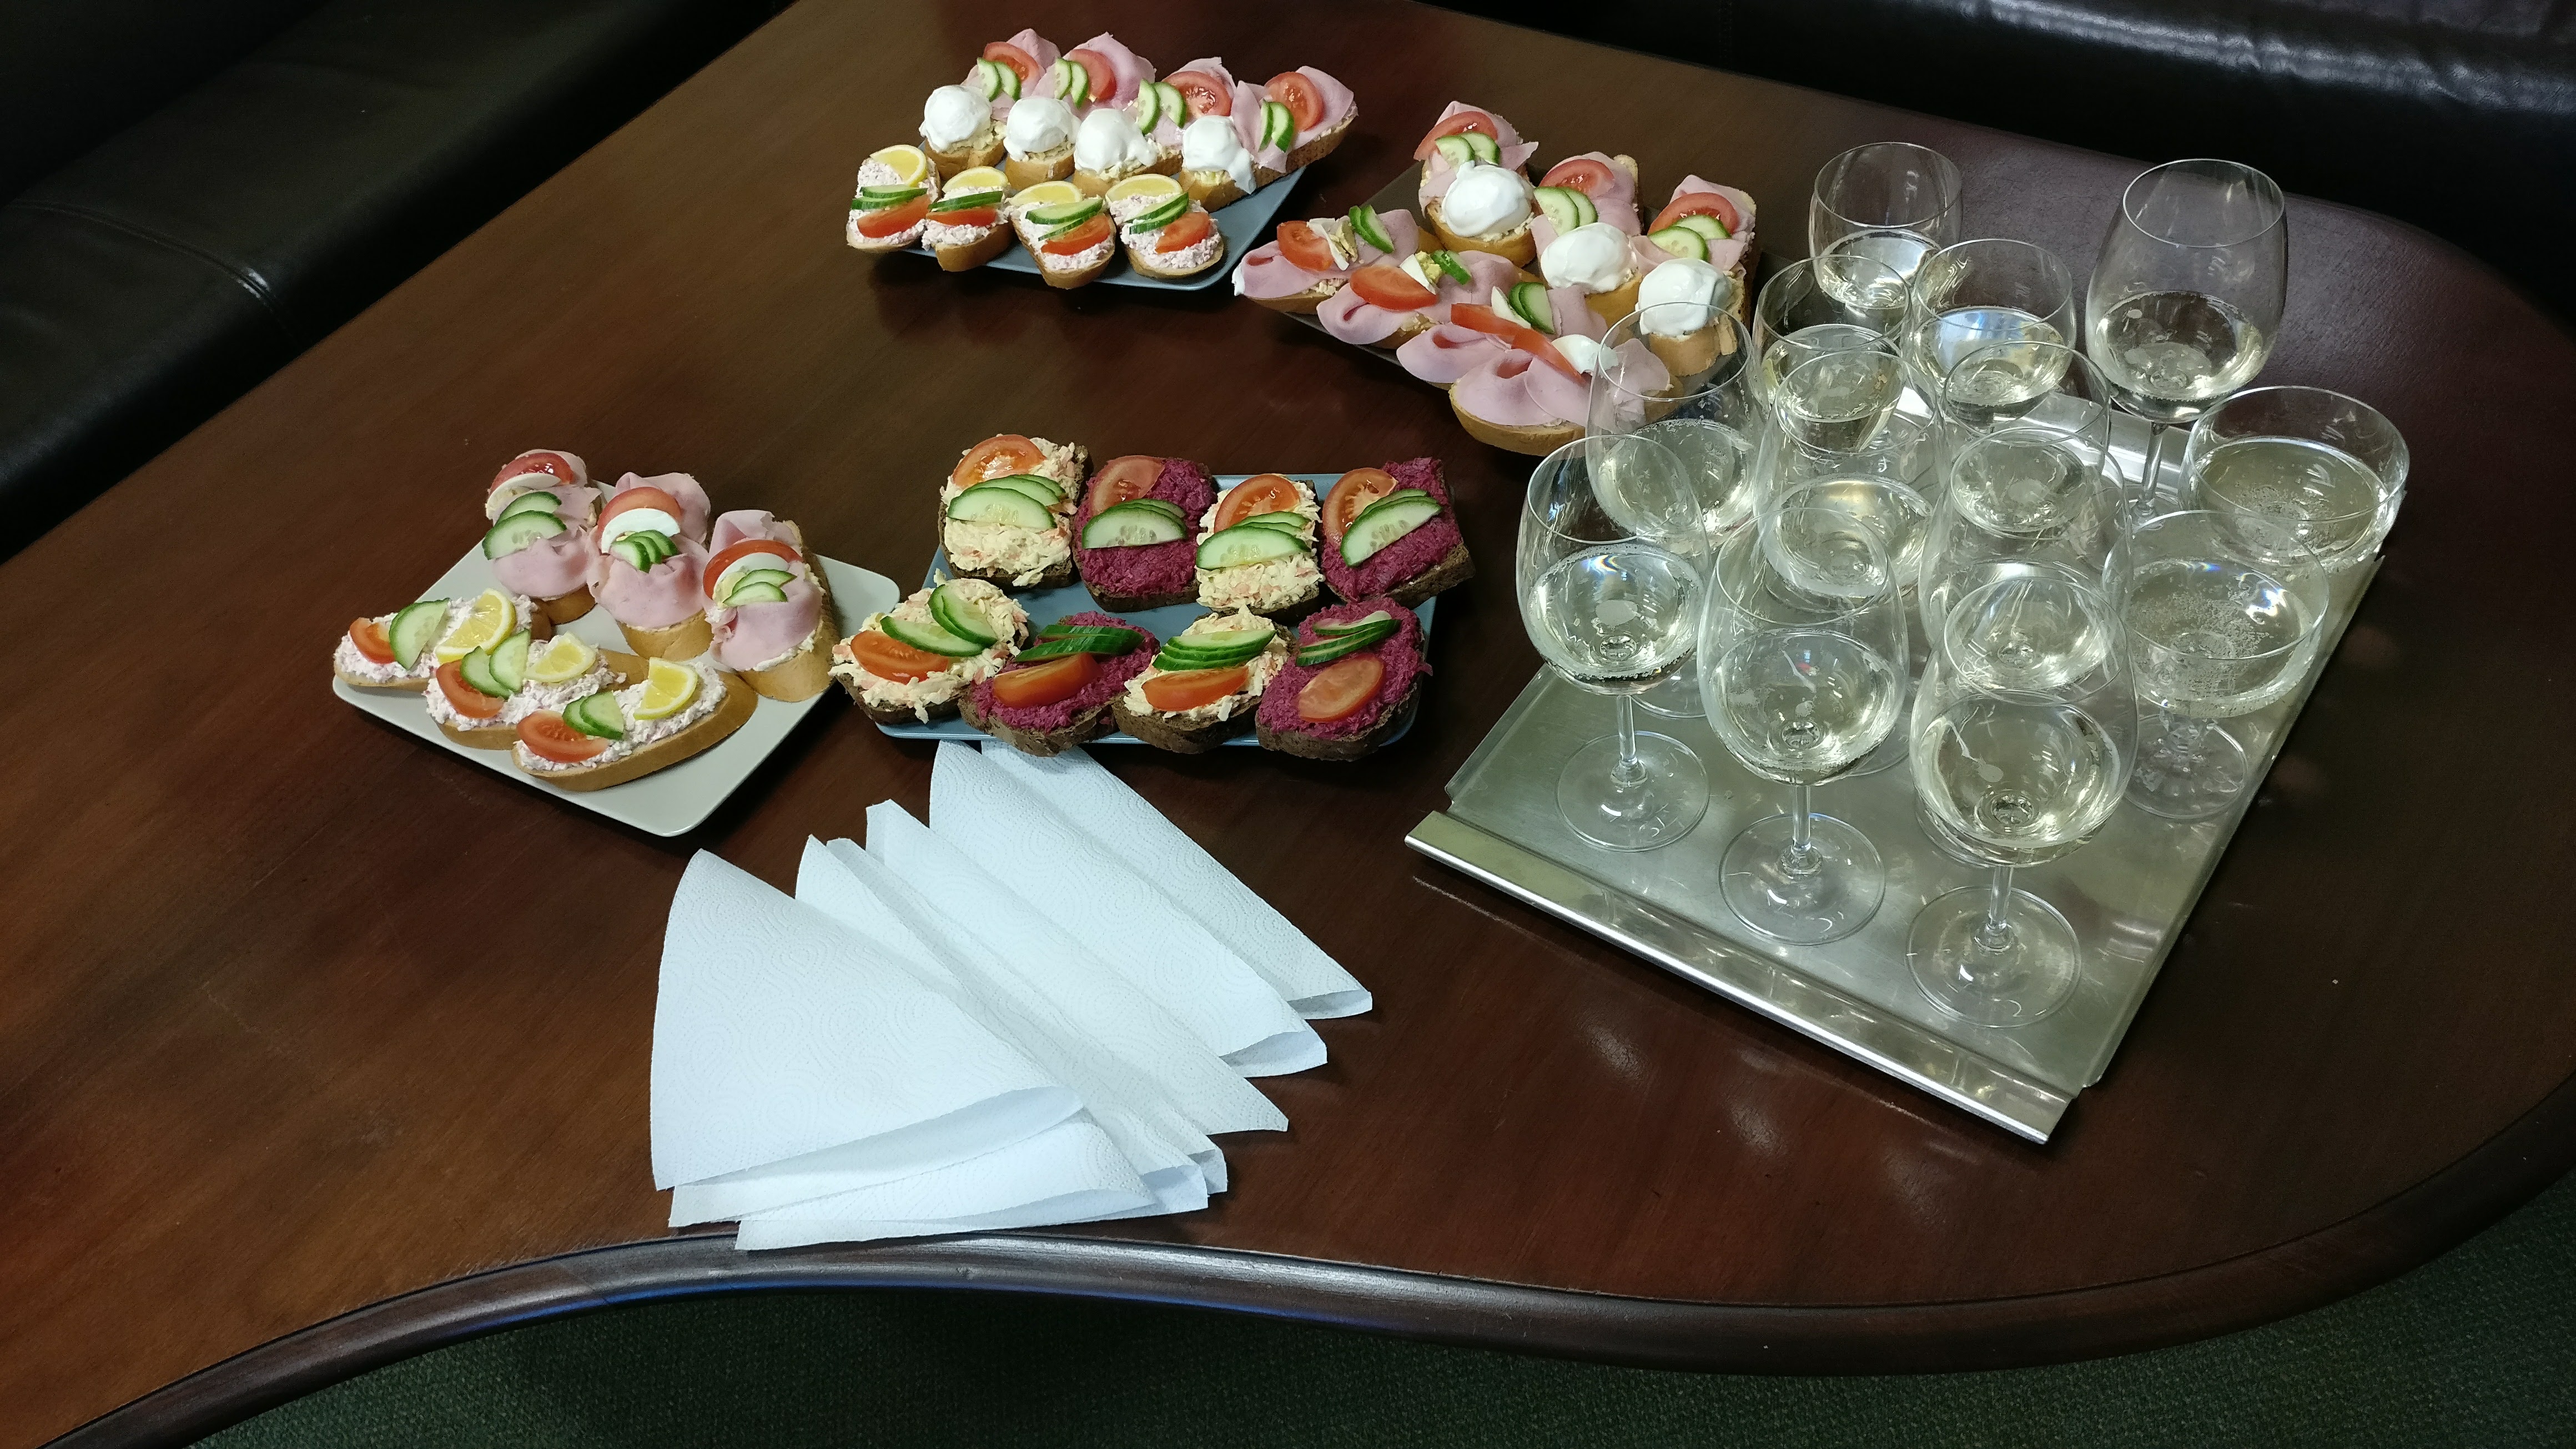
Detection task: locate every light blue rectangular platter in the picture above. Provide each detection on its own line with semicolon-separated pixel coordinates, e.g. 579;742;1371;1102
909;167;1302;291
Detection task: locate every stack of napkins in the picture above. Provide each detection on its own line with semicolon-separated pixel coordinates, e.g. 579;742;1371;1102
651;741;1370;1249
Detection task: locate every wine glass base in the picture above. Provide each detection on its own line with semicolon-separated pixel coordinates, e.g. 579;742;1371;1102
2127;717;2252;821
1629;666;1705;719
1722;812;1884;944
1558;732;1708;851
1909;886;2080;1027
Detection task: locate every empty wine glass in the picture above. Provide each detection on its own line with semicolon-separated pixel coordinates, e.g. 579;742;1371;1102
1901;240;2077;406
2182;385;2408;575
1591;301;1763;720
1753;252;1906;409
2124;510;2330;819
2083;160;2288;510
1519;432;1709;849
1700;506;1909;943
1809;142;1963;291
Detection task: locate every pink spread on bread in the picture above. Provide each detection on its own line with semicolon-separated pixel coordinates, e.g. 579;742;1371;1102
1255;598;1430;741
970;612;1156;732
1072;459;1215;600
1320;459;1465;601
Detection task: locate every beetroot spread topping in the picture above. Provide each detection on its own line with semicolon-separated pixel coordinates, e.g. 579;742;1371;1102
1321;456;1466;600
973;611;1158;731
1255;597;1431;741
1074;459;1217;600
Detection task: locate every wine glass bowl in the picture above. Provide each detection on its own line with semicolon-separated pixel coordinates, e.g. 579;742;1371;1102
1753;253;1906;408
1808;142;1963;289
2083;159;2287;426
1901;239;2077;402
1772;346;1908;454
2182;385;2407;575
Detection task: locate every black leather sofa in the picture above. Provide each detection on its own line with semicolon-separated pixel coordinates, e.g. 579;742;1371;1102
0;0;786;560
1443;0;2576;324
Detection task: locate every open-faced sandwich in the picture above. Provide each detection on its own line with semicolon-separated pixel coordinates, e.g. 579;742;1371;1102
1004;179;1115;289
335;587;544;692
847;145;940;254
940;432;1085;588
1071;104;1170;196
1231;68;1355;188
1235;204;1420;314
1178;111;1257;212
705;510;837;702
1433;300;1678;456
1132;60;1230;187
919;164;1013;271
1629;255;1744;377
591;472;715;659
1416;105;1539;261
1534;219;1657;330
1528;153;1645;248
939;29;1055;173
482;448;599;625
1255;598;1432;761
962;612;1158;756
510;655;753;791
1001;94;1078;189
832;578;1028;724
1195;472;1324;621
1110;607;1290;753
1317;246;1527;350
1044;33;1155;118
1315;461;1474;608
1113;183;1221;279
1642;175;1757;311
425;632;635;749
1071;454;1215;611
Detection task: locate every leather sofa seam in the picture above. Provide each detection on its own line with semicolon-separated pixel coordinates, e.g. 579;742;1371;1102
4;198;290;334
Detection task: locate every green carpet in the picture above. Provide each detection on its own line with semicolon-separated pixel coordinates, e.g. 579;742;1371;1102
203;1168;2576;1448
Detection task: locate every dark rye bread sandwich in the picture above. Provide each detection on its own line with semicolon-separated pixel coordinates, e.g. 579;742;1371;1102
961;611;1158;756
1317;458;1473;609
1254;597;1430;761
1071;456;1217;612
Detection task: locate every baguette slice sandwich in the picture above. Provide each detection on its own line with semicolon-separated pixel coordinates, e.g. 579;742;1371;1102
920;165;1014;271
427;635;639;749
335;588;545;692
847;144;942;254
704;511;837;702
962;611;1158;756
511;656;753;791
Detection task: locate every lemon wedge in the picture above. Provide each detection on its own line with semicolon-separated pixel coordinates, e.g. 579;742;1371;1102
1104;174;1182;207
1009;179;1083;210
525;635;598;685
632;657;701;721
868;144;932;188
944;165;1007;197
435;589;517;662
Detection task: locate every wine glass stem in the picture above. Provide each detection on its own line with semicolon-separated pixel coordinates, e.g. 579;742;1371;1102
2136;422;2172;518
2160;711;2215;769
1610;694;1647;793
1780;779;1821;877
1975;866;2017;951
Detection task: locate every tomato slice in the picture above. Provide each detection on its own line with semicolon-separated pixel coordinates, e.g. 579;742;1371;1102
1651;190;1742;238
1275;219;1339;273
490;450;579;493
1539;158;1618;197
990;651;1099;708
1212;474;1301;531
519;711;610;763
1085;456;1163;516
1066;47;1119;104
1297;655;1386;722
933;205;998;229
348;617;396;665
856;194;930;238
1040;213;1115;255
849;628;954;683
1143;666;1251;712
600;486;683;534
1321;469;1399;541
704;539;802;599
1166;69;1231;117
436;662;506;718
1450;303;1580;378
982;41;1042;83
1264;72;1325;133
954;435;1046;489
1155;209;1215;254
1413;109;1500;161
1349;264;1437;311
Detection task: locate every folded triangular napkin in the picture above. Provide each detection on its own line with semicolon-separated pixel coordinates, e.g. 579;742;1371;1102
731;1113;1151;1250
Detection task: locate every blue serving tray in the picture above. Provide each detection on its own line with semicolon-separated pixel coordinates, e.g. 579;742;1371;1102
907;168;1304;291
871;473;1434;747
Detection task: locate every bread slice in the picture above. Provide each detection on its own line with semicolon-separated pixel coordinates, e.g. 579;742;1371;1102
334;667;428;692
437;650;646;749
932;225;1013;271
1086;581;1198;612
851;688;958;725
1282;113;1353;173
959;688;1118;757
524;671;758;791
1584;268;1647;327
1352;539;1475;610
1003;147;1075;190
1074;155;1180;196
1180;169;1247;210
1249;275;1342;314
1426;198;1536;266
1643;314;1748;381
1450;394;1583;457
1256;680;1421;761
620;611;712;661
1129;232;1225;280
1112;696;1251;753
927;133;1005;174
943;553;1073;590
532;585;595;626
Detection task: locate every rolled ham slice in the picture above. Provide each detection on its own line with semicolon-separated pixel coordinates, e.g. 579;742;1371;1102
593;535;708;630
982;30;1058;121
1397;324;1510;384
1289;67;1355;142
1153;57;1236;149
1319;250;1528;346
712;578;824;672
1418;103;1540;202
1229;81;1289;176
1452;349;1593;430
1542;152;1641;233
1067;32;1153;110
606;471;712;542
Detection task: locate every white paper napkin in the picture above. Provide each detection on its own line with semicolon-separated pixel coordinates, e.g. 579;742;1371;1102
981;746;1372;1018
731;1113;1150;1250
929;742;1324;1075
650;853;1076;1192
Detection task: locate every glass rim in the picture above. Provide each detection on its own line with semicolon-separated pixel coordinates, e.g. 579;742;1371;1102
1932;340;2110;426
2187;384;2409;484
2120;158;2287;250
1594;304;1754;402
1810;141;1963;233
1911;237;2072;296
2129;508;2328;661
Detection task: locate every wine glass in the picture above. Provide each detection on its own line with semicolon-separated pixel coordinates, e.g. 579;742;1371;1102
1518;432;1709;850
1591;301;1764;719
2124;510;2330;819
1809;142;1963;292
1918;424;2130;660
2182;385;2408;575
1769;344;1907;455
1700;506;1909;943
2083;160;2288;511
1901;240;2077;406
1929;339;2116;508
1752;252;1906;409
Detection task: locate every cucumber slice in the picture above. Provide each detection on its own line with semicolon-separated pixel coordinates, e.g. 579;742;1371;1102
724;580;789;605
1430;250;1472;286
1049;57;1088;105
976;58;1019;100
637;530;675;566
1261;100;1295;149
1036;624;1145;645
1432;134;1475;167
979;474;1065;507
1154;643;1265;671
389;600;449;668
1340;494;1442;566
928;581;1000;647
1180;622;1276;652
491;631;532;691
1236;512;1309;534
723;567;797;595
859;186;927;209
610;535;658;572
1675;212;1730;242
496;490;560;521
1506;281;1556;333
1129;195;1188;230
1295;621;1398;667
1463;131;1501;164
1026;198;1105;230
1314;610;1395;637
481;510;567;559
882;614;984;658
1197;522;1307;568
1083;501;1189;548
1131;83;1160;132
1154;82;1184;125
458;647;508;698
1647;225;1709;261
1533;187;1588;235
1018;627;1144;660
947;485;1055;530
1348;204;1393;253
566;692;626;740
930;190;1004;213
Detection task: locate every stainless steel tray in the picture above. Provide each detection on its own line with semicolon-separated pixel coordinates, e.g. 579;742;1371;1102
1406;420;2377;1141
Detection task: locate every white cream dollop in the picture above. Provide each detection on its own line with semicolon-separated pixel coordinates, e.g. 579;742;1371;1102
1553;335;1609;375
1181;115;1255;195
1637;258;1725;336
922;85;991;151
1441;163;1532;239
1004;96;1075;159
1540;222;1633;293
1074;107;1160;175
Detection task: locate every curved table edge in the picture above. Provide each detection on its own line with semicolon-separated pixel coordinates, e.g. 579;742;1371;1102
53;1060;2576;1448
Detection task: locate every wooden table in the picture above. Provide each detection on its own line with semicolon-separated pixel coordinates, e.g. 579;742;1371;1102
11;1;2576;1443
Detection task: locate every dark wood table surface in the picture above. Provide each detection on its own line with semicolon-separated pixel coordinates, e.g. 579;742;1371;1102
11;0;2576;1443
